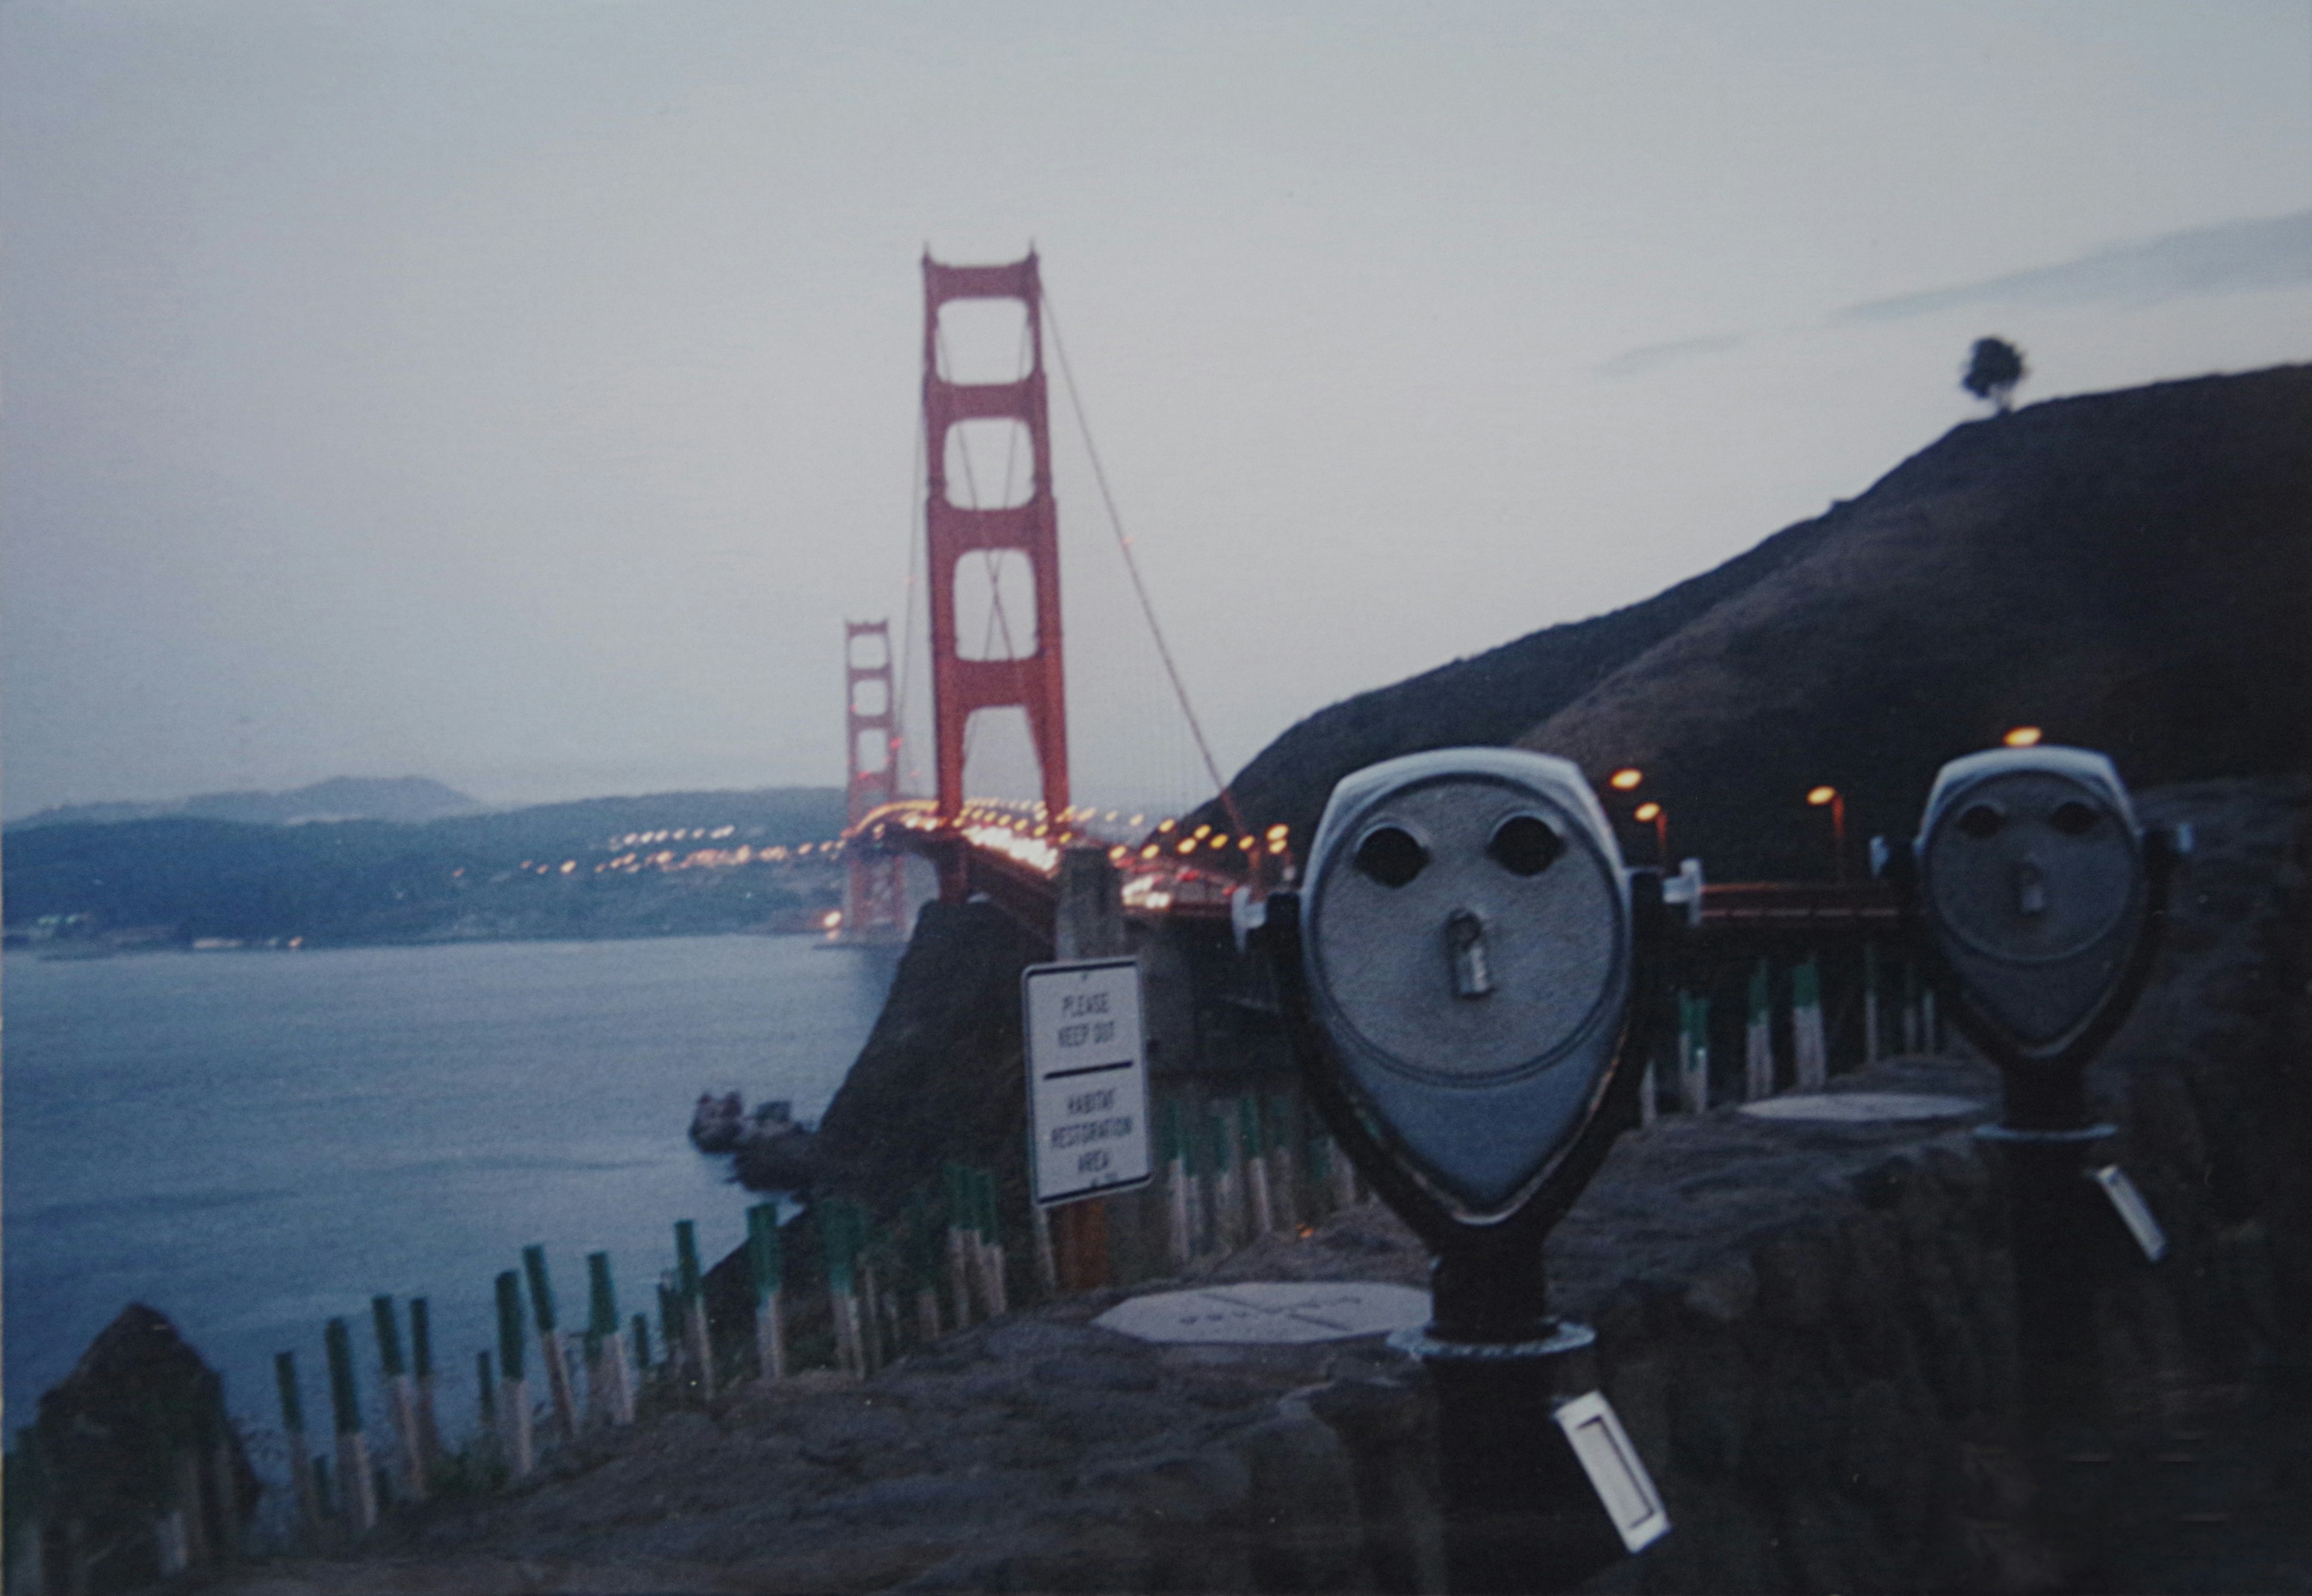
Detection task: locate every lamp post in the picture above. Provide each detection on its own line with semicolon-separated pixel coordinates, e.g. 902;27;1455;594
1633;802;1667;866
1806;786;1845;882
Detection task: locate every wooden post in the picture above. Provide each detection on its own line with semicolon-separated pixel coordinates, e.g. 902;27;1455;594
1031;1201;1058;1295
745;1208;788;1382
1163;1101;1192;1266
1211;1104;1241;1252
1745;960;1774;1100
1267;1094;1300;1235
821;1202;860;1377
370;1296;428;1502
1679;992;1711;1112
1792;955;1829;1091
1639;1054;1659;1129
1903;960;1921;1054
943;1166;975;1327
169;1449;208;1569
474;1352;499;1470
979;1169;1010;1314
586;1252;636;1424
155;1499;190;1577
521;1246;579;1444
1863;941;1882;1066
1326;1131;1357;1213
1241;1096;1274;1237
1922;987;1941;1055
630;1314;653;1386
197;1369;240;1564
408;1298;443;1472
275;1352;322;1542
494;1273;533;1479
859;1255;886;1376
323;1318;376;1533
674;1221;714;1405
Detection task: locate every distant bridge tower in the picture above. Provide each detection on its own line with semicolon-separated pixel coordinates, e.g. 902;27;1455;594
922;251;1070;851
842;619;906;942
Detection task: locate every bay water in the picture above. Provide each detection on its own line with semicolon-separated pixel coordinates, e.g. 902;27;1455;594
4;935;896;1451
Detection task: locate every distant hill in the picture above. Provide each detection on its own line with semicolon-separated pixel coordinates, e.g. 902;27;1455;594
1189;364;2312;880
10;775;483;831
2;786;850;947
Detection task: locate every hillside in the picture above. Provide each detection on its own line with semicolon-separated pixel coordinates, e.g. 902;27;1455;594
8;775;484;830
1;786;849;948
1188;365;2312;880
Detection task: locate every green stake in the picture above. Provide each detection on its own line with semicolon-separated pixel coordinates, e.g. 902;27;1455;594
323;1318;362;1436
476;1352;496;1422
747;1205;783;1300
409;1299;433;1379
587;1252;619;1339
494;1271;527;1382
371;1296;406;1379
521;1244;559;1334
313;1454;333;1517
674;1221;702;1301
631;1312;653;1371
275;1350;306;1434
657;1281;680;1352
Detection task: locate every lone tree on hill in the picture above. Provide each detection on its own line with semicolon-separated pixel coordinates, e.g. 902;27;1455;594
1962;337;2028;414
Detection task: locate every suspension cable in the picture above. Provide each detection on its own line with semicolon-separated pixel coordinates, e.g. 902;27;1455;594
1042;288;1246;836
890;408;925;796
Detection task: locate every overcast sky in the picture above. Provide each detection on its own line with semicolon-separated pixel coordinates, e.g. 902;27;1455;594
5;2;2309;821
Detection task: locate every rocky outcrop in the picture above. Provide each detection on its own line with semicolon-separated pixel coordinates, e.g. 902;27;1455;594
13;1305;261;1594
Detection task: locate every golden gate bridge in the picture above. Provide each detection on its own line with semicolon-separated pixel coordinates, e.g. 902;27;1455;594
831;250;1891;951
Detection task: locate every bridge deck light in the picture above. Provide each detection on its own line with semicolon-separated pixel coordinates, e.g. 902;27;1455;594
1609;768;1644;791
1806;786;1838;807
2003;725;2043;748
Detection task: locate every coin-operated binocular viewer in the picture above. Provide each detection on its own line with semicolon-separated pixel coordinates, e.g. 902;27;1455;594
1248;750;1683;1592
1877;746;2189;1430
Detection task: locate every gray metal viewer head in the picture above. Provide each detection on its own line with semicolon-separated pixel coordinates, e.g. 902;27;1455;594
1884;744;2187;1129
1296;748;1636;1218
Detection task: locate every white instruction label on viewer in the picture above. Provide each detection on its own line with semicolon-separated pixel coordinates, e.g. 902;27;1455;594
1553;1391;1670;1553
2089;1164;2168;1263
1023;958;1152;1206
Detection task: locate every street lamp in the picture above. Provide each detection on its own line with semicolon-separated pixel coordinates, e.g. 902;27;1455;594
1806;786;1846;882
1633;801;1667;865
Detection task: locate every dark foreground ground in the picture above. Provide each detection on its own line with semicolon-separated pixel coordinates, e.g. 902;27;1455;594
209;1071;2311;1594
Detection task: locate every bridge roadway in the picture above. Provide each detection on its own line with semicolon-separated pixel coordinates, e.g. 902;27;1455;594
848;799;1897;945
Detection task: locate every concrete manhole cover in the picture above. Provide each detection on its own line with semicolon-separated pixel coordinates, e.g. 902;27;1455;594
1738;1091;1986;1124
1094;1282;1431;1345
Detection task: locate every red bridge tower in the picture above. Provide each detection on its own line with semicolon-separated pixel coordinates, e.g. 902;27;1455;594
841;619;906;941
922;251;1071;851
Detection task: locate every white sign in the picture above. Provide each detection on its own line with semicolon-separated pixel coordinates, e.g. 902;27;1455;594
2088;1164;2168;1262
1023;957;1152;1206
1553;1391;1670;1553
